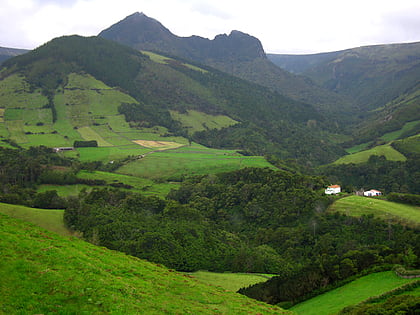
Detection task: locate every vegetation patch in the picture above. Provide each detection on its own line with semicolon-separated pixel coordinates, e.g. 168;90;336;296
170;109;238;134
142;50;208;73
328;195;420;228
189;271;274;292
289;271;417;315
0;202;71;237
334;143;406;164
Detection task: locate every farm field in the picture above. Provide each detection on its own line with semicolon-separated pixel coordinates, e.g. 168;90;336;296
188;271;274;292
289;271;418;315
333;143;406;164
116;143;274;181
0;202;71;237
328;195;420;227
0;214;289;314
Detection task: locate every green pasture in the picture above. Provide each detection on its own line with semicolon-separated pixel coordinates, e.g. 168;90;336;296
116;144;274;180
328;195;420;227
22;134;71;148
170;109;238;134
76;146;150;162
345;141;372;154
188;271;274;292
290;271;418;315
5;120;27;143
380;120;420;142
142;50;208;73
0;202;71;237
334;143;406;164
0;74;48;109
66;72;112;90
77;126;112;147
0;214;288;314
37;184;94;197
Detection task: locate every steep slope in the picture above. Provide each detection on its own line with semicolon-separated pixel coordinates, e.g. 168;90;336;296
99;12;356;126
0;213;289;314
0;35;346;164
0;46;28;64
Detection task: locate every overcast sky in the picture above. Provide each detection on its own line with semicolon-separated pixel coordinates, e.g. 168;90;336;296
1;0;420;54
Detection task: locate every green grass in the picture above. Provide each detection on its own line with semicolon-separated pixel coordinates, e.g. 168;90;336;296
334;143;406;164
170;109;238;134
77;126;113;147
289;271;418;315
380;120;420;142
142;50;208;73
0;202;71;237
188;271;274;292
0;214;289;314
345;141;372;154
328;195;420;228
116;143;274;180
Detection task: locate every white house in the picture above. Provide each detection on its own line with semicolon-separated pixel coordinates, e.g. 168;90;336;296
325;185;341;195
363;189;382;197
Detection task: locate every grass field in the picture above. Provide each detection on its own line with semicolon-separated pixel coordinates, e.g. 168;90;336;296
289;271;418;315
0;202;71;237
142;51;208;73
116;143;274;180
328;195;420;227
170;109;238;134
188;271;274;292
334;143;406;164
0;214;289;314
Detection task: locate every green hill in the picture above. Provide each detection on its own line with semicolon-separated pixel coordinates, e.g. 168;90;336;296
328;195;420;228
0;35;345;165
0;213;289;314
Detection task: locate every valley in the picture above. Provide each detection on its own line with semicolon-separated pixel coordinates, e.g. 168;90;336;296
0;11;419;315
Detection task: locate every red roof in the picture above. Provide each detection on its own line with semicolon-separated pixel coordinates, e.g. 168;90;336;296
328;185;340;188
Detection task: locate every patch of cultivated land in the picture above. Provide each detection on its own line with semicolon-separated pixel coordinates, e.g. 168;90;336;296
0;214;289;314
289;271;418;315
133;139;184;149
328;195;420;227
334;143;406;164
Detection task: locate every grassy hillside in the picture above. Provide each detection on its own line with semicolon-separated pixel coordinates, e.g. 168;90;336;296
333;143;406;164
0;213;289;314
116;143;274;181
0;202;70;236
289;271;418;315
189;271;274;292
328;195;420;227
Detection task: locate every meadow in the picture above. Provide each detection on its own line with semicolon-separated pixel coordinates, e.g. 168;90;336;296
289;271;418;315
0;213;289;314
0;202;70;237
328;195;420;227
116;143;274;181
334;143;406;164
189;271;274;292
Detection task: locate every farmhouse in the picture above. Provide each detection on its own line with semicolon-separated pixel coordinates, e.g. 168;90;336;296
53;147;74;152
325;185;341;195
364;189;382;197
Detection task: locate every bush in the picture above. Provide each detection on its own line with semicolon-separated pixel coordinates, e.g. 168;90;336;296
73;140;98;148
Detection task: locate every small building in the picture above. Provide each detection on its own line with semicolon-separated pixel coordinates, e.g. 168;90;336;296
363;189;382;197
325;185;341;195
53;147;74;152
